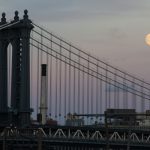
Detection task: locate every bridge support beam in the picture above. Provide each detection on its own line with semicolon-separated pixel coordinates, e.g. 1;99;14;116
0;10;34;127
0;40;8;123
0;13;9;124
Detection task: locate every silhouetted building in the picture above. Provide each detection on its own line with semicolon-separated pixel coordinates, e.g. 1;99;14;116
65;113;84;126
106;109;136;126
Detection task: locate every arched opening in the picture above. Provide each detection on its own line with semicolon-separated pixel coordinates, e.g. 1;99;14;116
7;43;12;109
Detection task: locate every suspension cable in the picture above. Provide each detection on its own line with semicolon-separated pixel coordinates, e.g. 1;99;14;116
30;31;150;98
30;41;150;100
32;23;150;87
0;20;20;30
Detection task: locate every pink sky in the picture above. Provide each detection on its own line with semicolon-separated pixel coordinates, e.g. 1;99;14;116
1;0;150;81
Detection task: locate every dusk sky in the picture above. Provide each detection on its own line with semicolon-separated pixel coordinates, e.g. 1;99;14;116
1;0;150;81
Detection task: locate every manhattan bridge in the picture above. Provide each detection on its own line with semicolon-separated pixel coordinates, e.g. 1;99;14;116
0;10;150;150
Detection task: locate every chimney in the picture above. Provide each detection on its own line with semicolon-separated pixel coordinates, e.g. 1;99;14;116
39;64;48;124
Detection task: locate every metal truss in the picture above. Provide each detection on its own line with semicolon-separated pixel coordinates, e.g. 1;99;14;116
1;127;150;144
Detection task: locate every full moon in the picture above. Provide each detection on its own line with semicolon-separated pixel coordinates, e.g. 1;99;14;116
145;34;150;46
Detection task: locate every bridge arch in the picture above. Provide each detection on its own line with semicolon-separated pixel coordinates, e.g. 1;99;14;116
7;43;12;109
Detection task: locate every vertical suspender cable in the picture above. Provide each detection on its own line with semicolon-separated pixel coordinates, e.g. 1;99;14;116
82;66;85;114
142;81;145;112
59;40;62;117
114;70;117;108
117;86;119;108
46;46;48;118
55;53;58;118
37;43;40;114
64;57;67;118
96;61;99;115
123;75;125;109
91;71;93;114
134;78;137;110
141;81;144;112
123;74;127;109
105;64;108;110
116;72;119;108
78;51;80;114
49;34;52;117
134;79;137;110
126;81;128;109
108;78;111;108
90;71;93;123
68;45;71;114
132;78;136;109
100;73;102;114
87;56;90;124
39;30;43;117
73;62;76;113
40;30;43;70
87;56;90;114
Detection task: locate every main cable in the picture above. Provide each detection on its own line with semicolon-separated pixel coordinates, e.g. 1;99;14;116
32;22;150;87
30;41;150;100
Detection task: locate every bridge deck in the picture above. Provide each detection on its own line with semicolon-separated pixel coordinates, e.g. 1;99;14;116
0;126;150;149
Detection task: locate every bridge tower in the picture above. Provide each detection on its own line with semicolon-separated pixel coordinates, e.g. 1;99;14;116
0;10;33;127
